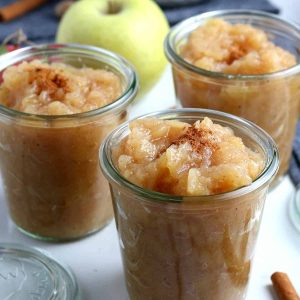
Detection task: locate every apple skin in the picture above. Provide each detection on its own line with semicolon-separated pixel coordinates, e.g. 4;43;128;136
56;0;170;96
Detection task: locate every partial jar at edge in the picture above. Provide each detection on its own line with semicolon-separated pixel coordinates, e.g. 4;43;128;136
0;44;138;241
165;10;300;184
100;109;279;300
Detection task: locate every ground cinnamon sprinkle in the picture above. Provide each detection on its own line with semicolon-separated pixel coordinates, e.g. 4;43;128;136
172;125;219;154
180;18;296;74
115;117;264;196
29;67;71;100
0;60;123;115
227;45;247;65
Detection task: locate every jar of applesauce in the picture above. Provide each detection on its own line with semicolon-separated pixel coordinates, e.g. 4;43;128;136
0;44;138;241
165;10;300;184
100;108;279;300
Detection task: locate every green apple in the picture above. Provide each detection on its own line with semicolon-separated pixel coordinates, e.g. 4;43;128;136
56;0;170;96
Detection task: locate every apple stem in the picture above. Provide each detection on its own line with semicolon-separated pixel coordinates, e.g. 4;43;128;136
106;0;122;14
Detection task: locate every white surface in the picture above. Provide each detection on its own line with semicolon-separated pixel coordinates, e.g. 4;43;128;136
1;1;300;299
1;67;299;300
270;0;300;23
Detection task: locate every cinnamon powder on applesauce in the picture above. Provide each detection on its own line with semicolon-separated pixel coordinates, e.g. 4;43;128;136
115;117;264;196
0;60;122;115
172;125;219;154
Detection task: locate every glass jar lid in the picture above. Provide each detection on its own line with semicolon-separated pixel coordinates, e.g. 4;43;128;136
0;243;80;300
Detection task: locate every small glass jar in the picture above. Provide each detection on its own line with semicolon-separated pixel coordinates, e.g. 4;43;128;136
0;44;138;241
165;10;300;183
100;108;279;300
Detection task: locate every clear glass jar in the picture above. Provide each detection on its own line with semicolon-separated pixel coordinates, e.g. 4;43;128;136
100;108;279;300
165;10;300;183
290;184;300;232
0;44;138;241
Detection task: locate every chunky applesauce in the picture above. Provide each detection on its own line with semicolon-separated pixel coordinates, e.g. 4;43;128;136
110;117;269;300
0;60;122;114
0;60;125;240
114;117;264;195
181;19;296;74
171;18;300;181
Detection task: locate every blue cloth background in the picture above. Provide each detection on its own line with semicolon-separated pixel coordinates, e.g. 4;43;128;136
0;0;280;42
0;0;61;43
1;0;299;185
162;0;279;24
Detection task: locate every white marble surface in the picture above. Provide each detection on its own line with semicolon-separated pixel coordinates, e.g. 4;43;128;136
1;1;300;299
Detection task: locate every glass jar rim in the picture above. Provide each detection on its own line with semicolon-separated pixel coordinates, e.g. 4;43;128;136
165;9;300;80
0;243;81;300
0;43;138;124
100;108;279;203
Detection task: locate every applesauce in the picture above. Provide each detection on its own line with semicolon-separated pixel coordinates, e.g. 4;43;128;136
0;60;122;115
165;10;300;182
0;44;137;240
114;117;264;195
100;109;279;300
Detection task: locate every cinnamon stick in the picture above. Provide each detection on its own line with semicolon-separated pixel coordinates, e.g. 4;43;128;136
271;272;300;300
0;0;47;22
